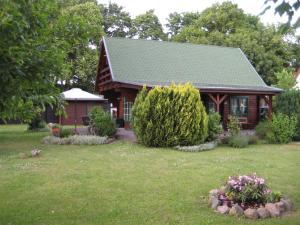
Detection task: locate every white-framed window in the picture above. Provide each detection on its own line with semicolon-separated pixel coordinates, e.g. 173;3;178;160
123;97;133;122
230;96;248;117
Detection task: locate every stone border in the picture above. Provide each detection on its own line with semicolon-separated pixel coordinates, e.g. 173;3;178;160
208;188;294;219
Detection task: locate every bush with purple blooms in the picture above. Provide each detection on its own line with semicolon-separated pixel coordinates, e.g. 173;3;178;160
225;174;268;207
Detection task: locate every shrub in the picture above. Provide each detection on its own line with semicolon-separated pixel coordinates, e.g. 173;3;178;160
59;127;74;138
266;113;297;144
248;135;259;145
228;134;249;148
43;135;108;145
274;89;300;141
255;120;272;139
207;112;223;141
227;115;241;136
89;107;116;137
27;115;46;131
225;174;268;205
266;191;282;203
132;83;208;147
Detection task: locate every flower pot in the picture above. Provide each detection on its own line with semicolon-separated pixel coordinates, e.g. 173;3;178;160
52;127;60;137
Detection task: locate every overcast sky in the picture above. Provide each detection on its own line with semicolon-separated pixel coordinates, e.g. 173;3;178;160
98;0;300;33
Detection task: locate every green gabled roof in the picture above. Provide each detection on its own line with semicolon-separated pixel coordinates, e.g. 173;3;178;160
103;37;281;93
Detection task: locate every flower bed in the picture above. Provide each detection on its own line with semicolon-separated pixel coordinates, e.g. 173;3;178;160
43;135;108;145
209;173;294;219
174;141;217;152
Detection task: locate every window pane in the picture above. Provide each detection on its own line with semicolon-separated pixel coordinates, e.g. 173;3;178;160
230;96;248;117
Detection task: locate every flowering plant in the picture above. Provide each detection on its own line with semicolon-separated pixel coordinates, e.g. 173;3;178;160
225;173;269;206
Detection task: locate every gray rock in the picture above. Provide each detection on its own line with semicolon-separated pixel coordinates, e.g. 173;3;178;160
265;203;281;217
31;149;41;157
257;207;270;219
209;189;219;197
280;199;293;211
244;208;259;219
275;201;286;212
209;196;220;209
229;204;244;216
217;205;230;214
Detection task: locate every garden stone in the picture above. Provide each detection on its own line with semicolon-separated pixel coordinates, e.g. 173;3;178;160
217;205;229;214
244;208;259;219
265;203;281;217
257;207;270;219
229;204;244;216
209;189;219;197
280;199;293;211
275;201;286;212
31;149;41;157
209;196;220;210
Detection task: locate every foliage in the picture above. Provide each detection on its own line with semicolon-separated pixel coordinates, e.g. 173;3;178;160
227;115;241;136
228;135;249;148
275;69;297;90
274;89;300;140
225;174;268;205
266;191;282;203
27;116;46;131
248;135;259;145
43;135;108;145
59;128;74;138
0;0;64;122
255;120;273;139
101;2;132;37
267;113;297;143
131;9;166;40
54;1;104;92
89;107;116;137
207;112;223;141
172;2;295;84
132;83;208;147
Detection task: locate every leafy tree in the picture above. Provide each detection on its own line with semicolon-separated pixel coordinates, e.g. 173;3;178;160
0;0;64;122
54;2;104;92
101;2;132;37
275;69;297;90
166;12;201;37
131;9;166;40
172;2;294;84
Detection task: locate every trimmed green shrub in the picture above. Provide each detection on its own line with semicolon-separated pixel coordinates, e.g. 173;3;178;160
227;115;241;136
89;107;116;137
207;112;223;141
59;127;74;138
132;83;208;147
255;120;272;139
274;89;300;141
266;113;297;144
228;134;249;148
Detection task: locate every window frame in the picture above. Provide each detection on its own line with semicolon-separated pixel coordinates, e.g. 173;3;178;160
123;97;133;122
230;96;249;117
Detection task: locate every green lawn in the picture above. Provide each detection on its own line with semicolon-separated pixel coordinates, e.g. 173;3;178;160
0;125;300;225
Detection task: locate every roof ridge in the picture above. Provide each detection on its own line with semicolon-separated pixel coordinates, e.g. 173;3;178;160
103;36;240;50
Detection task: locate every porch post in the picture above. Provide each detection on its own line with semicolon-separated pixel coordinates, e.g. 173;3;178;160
268;95;273;119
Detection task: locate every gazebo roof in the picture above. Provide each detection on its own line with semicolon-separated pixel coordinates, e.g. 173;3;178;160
61;88;106;101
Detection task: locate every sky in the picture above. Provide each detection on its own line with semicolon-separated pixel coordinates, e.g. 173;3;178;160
97;0;300;33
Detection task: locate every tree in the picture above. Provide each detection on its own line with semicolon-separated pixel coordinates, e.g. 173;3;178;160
101;3;132;37
166;12;201;37
131;10;166;40
54;2;104;92
0;0;64;122
275;69;297;90
172;2;294;84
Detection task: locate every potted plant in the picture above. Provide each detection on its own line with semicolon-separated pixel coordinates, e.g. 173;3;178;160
51;124;60;137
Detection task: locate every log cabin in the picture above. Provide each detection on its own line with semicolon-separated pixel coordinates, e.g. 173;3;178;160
95;37;282;129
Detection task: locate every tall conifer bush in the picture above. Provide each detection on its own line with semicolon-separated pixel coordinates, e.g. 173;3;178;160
132;83;208;147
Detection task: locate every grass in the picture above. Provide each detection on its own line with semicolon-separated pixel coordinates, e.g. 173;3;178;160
0;125;300;225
